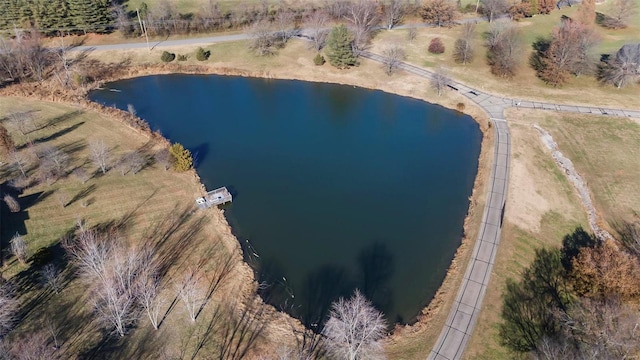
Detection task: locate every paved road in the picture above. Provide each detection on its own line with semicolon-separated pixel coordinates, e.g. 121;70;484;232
77;33;640;360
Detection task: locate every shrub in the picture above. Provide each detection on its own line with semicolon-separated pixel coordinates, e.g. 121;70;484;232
456;102;466;112
160;51;176;62
169;143;193;172
313;53;326;65
428;38;445;54
177;54;188;61
196;47;211;61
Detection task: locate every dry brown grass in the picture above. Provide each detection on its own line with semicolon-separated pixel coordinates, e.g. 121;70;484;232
0;97;296;358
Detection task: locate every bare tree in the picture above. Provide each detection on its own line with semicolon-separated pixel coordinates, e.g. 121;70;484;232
176;268;206;322
345;0;380;55
93;272;137;337
8;331;58;360
3;194;20;213
10;233;27;264
421;0;460;27
63;228;112;282
72;167;91;183
381;46;406;76
0;282;18;337
56;190;69;208
430;67;451;96
485;19;522;78
7;112;35;136
453;23;477;64
408;27;417;41
322;290;387;360
41;263;63;294
606;0;638;28
481;0;509;22
9;151;29;178
44;315;62;349
155;148;172;170
117;150;146;175
599;43;640;88
136;270;164;330
275;9;296;44
89;139;110;174
384;0;406;30
127;104;136;116
248;20;278;56
40;145;69;176
305;11;330;51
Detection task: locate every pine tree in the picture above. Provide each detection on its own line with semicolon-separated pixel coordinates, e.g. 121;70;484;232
169;143;193;172
326;24;357;69
68;0;112;33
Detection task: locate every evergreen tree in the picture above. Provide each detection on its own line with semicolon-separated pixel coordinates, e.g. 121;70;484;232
325;24;357;69
68;0;112;33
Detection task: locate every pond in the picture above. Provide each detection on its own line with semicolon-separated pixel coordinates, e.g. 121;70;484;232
90;74;482;326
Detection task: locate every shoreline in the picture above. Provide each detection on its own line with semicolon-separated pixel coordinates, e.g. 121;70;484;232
0;58;493;355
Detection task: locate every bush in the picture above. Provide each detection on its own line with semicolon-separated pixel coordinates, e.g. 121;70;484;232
169;143;193;172
456;102;466;112
196;47;211;61
428;38;445;54
313;53;326;65
177;54;188;61
160;51;176;62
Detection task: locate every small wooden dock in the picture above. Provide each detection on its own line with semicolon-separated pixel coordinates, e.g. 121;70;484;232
196;187;232;209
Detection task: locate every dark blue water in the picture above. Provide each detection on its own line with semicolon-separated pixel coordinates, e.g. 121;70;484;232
90;74;482;325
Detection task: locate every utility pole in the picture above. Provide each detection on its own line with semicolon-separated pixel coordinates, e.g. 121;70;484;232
137;8;150;52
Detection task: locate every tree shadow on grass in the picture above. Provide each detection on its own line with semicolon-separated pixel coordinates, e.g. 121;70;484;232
33;121;85;145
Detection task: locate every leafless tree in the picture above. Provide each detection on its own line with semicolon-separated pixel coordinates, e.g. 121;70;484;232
44;315;62;349
7;112;35;136
63;228;112;282
9;151;29;178
421;0;460;27
176;268;206;322
117;150;146;176
248;20;278;56
0;282;17;338
72;167;91;183
41;263;63;294
89;139;110;174
136;270;164;330
485;19;522;78
8;331;58;360
93;271;137;337
127;104;136;116
305;11;330;51
10;233;27;264
16;30;52;82
322;290;387;360
155;148;172;170
3;194;20;213
0;37;18;80
56;190;69;208
345;0;380;55
381;46;406;76
481;0;509;22
384;0;407;30
599;43;640;88
408;27;417;41
453;23;476;64
430;67;451;96
40;145;69;176
607;0;638;28
275;9;296;44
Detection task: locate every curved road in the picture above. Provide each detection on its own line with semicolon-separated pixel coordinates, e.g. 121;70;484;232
81;35;640;360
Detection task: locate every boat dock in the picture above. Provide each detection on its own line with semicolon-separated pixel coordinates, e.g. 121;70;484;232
196;187;232;209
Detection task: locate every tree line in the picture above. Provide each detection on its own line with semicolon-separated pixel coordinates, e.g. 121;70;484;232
499;225;640;358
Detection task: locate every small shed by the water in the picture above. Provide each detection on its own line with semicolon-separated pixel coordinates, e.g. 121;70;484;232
196;187;232;209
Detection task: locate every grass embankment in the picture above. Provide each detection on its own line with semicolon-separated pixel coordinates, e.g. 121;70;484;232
465;109;640;359
0;97;294;358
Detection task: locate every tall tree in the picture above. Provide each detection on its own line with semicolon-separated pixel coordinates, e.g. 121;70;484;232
68;0;112;34
325;24;357;69
481;0;509;22
576;0;596;26
421;0;459;27
598;43;640;88
322;290;387;360
384;0;406;30
453;22;476;64
345;0;380;55
485;19;522;78
89;139;110;174
0;123;15;158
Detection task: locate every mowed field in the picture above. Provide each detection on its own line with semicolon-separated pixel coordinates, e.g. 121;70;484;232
0;97;289;358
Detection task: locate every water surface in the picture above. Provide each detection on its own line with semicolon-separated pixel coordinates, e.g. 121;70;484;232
90;74;482;325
